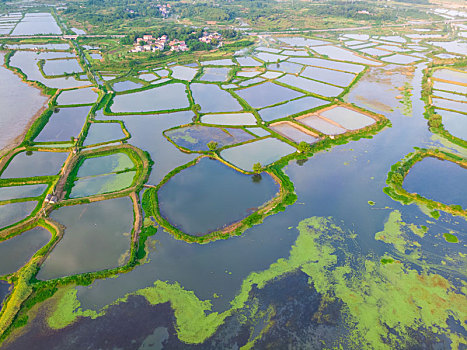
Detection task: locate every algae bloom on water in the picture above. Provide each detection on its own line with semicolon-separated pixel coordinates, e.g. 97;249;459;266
443;233;459;243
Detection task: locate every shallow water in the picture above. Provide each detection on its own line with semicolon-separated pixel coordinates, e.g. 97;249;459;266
258;96;328;122
158;157;279;235
404;157;467;208
83;123;126;146
319;107;375;130
0;227;51;275
0;183;48;201
270;122;319;144
235;82;303;109
200;67;230;82
11;13;61;35
37;197;134;280
9;51;90;89
1;151;68;178
110;83;190;113
0;201;38;230
277;74;344;97
191;83;242;113
35;106;91;142
166;125;254;151
70;171;136;198
56;87;98;106
220;137;296;171
201;113;257;126
112;80;143;92
0;52;48;151
301;66;356;87
437;110;467;140
311;45;381;66
297;115;347;135
42;59;83;76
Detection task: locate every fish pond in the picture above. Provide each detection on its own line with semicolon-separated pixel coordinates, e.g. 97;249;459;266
165;125;255;151
0;201;38;230
220;137;296;171
110;84;190;113
35;106;91;142
158;157;279;236
0;227;51;276
1;151;68;178
37;197;134;280
403;157;467;208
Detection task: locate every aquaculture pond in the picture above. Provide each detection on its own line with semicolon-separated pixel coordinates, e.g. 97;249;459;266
83;123;126;146
158;157;279;236
0;201;38;230
0;52;49;151
235;82;303;109
9;51;90;89
112;80;143;92
76;153;134;178
270;122;319;144
200;67;230;82
437;110;467;140
56;87;98;106
0;227;51;276
403;157;467;208
1;151;68;178
319;107;375;130
301;66;356;87
297;115;347;135
201;113;257;126
221;137;296;171
432;68;467;84
277;74;344;97
258;96;328;122
170;66;197;81
69;171;136;198
2;32;467;350
42;59;83;76
310;45;381;66
110;83;190;113
35;106;91;142
289;57;365;74
190;84;242;113
0;183;48;201
432;80;467;95
166;125;255;151
37;197;134;280
11;13;61;35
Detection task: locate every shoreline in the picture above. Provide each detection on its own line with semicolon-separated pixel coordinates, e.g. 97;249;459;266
0;50;52;159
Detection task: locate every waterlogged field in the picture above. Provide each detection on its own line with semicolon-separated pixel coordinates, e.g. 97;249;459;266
0;17;466;350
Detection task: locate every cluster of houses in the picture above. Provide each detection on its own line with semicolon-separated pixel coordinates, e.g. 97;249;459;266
157;4;171;17
130;34;169;53
199;31;222;44
130;34;189;53
129;31;223;53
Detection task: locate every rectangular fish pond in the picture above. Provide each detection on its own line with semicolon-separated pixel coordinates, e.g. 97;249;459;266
220;137;296;171
270;121;320;144
318;106;376;130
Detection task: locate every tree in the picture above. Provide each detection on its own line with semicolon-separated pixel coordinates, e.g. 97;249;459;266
253;162;262;174
298;141;312;153
207;141;218;151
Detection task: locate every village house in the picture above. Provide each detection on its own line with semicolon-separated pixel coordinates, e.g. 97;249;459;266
199;32;222;44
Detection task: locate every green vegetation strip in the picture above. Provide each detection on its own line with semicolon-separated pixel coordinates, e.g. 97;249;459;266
384;148;467;217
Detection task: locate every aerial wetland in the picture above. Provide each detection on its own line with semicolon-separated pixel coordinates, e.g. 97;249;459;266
0;7;466;350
